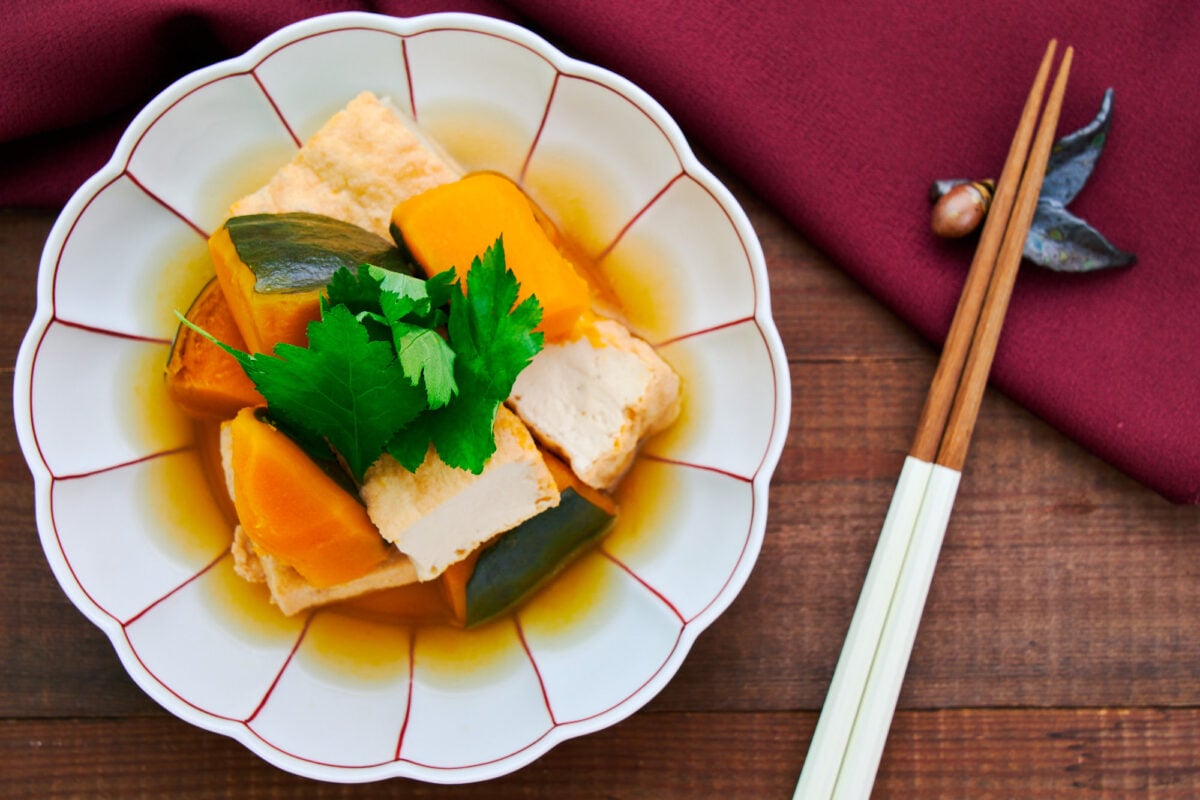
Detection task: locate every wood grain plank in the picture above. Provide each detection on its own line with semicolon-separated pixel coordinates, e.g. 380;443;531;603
0;209;47;368
2;709;1198;799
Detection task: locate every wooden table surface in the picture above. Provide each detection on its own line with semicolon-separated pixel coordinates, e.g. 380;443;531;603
3;179;1199;798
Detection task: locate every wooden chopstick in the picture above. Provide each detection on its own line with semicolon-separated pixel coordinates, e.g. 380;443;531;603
794;41;1072;800
937;44;1074;470
910;40;1061;463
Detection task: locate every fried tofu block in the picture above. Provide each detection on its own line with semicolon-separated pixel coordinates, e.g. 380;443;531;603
360;406;560;581
507;318;681;490
229;91;462;238
231;526;420;616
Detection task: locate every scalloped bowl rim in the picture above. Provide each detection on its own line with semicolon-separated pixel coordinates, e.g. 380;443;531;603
13;10;791;784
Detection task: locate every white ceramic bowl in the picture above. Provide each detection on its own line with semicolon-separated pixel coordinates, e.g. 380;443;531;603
13;11;790;783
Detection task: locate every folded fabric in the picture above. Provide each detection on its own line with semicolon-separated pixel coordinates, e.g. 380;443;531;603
4;1;1197;502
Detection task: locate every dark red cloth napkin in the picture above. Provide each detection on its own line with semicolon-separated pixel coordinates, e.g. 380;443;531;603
5;1;1198;503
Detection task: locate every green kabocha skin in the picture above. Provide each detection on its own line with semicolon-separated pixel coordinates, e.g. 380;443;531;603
226;211;414;292
465;488;615;627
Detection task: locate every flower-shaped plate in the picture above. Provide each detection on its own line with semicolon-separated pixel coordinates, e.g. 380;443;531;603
12;11;791;783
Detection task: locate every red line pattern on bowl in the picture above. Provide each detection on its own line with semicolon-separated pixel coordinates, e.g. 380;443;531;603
516;608;688;728
121;552;228;628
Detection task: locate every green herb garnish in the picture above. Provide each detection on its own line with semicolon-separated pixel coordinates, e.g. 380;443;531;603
181;236;543;481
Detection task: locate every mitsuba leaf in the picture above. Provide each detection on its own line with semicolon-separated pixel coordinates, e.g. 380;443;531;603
375;268;435;316
386;417;435;473
326;266;396;344
391;321;457;408
449;238;544;400
425;388;502;473
250;306;426;482
325;262;384;314
183;304;426;482
423;269;459;310
181;234;544;481
418;238;544;474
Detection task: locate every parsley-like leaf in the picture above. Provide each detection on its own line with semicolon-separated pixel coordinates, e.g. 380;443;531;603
391;320;457;408
186;304;426;482
426;388;501;471
386;417;435;473
422;237;543;473
423;268;459;311
449;238;544;400
368;266;458;408
179;234;544;480
325;263;384;314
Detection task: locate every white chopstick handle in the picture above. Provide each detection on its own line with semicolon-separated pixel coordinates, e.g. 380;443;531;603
794;456;933;800
830;464;962;800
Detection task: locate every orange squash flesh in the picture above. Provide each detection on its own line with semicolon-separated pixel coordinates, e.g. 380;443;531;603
541;449;617;515
391;173;592;342
229;408;389;588
334;581;458;627
165;278;264;419
209;226;322;353
438;551;479;627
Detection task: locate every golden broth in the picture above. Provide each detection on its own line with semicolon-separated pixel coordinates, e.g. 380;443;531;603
123;342;195;456
419;101;532;180
149;233;215;336
300;611;413;686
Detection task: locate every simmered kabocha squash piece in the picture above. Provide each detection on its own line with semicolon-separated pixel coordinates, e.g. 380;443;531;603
333;580;460;627
439;551;480;626
462;453;616;627
229;407;390;588
390;173;592;342
210;211;413;353
165;278;264;419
